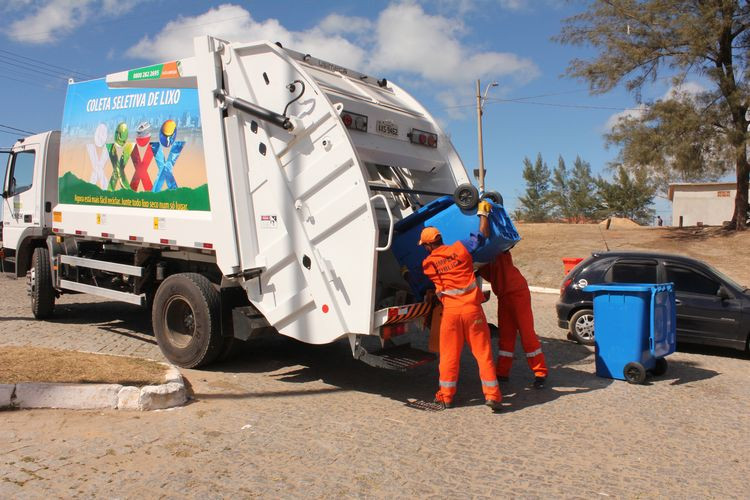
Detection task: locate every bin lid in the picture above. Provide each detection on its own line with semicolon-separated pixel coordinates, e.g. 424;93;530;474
583;283;670;293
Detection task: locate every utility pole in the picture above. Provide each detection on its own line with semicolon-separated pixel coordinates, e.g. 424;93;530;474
476;79;485;193
476;79;498;194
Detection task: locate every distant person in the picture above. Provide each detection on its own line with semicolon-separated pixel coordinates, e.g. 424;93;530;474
420;200;501;412
480;250;548;388
657;215;663;226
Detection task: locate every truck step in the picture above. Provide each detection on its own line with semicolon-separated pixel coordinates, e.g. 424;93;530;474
355;343;436;371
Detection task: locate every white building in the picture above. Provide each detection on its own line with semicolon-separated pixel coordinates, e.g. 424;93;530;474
668;182;739;227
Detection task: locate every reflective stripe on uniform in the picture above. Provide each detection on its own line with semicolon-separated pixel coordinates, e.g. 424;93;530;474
526;348;543;358
439;380;457;387
498;350;514;358
437;282;477;297
481;379;499;387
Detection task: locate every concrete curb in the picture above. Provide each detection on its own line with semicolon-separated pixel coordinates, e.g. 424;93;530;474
0;362;186;412
529;286;559;295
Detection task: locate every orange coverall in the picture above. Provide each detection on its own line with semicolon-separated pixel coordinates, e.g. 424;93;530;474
423;240;501;405
480;251;548;379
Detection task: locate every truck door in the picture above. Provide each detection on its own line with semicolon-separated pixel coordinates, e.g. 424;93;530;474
207;40;380;344
2;145;40;251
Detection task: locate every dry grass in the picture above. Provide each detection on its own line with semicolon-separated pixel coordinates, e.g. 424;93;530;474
0;346;167;385
513;223;750;289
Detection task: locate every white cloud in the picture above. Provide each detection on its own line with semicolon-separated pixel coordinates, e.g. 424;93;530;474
6;0;143;44
370;3;538;85
125;4;367;69
664;81;706;100
605;104;647;131
123;3;538;94
317;13;373;36
604;81;707;130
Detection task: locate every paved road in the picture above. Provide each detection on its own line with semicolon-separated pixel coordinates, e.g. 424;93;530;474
1;274;749;498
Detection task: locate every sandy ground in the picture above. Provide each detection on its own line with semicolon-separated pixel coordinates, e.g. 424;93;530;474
512;223;750;289
1;268;749;497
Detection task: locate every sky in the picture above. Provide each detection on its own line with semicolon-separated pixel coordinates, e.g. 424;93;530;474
0;0;682;220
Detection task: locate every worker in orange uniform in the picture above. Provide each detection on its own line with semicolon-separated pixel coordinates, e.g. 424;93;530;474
420;200;501;412
480;250;548;388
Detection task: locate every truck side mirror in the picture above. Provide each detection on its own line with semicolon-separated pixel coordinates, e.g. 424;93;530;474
718;285;732;300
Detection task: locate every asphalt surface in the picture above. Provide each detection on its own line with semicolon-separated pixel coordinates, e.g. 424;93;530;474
1;273;749;498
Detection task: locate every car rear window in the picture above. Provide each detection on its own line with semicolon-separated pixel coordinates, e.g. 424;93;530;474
610;260;658;283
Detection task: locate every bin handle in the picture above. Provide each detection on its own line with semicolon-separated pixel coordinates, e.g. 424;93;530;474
371;194;394;252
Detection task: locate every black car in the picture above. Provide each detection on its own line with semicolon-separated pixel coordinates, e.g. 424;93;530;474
556;251;750;352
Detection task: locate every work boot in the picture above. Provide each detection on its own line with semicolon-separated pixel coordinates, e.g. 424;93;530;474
485;399;502;413
533;376;546;389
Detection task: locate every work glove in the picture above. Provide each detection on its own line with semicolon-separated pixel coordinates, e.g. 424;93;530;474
477;200;492;217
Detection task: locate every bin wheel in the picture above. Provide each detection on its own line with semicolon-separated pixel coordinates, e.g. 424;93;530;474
623;362;647;384
568;309;595;346
652;357;668;376
453;183;479;210
481;191;504;206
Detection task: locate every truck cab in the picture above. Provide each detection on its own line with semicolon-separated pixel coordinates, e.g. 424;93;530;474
1;131;59;277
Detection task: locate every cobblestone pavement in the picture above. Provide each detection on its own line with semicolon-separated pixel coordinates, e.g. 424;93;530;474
1;274;749;498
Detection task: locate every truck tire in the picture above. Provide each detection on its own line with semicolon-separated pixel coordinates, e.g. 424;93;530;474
152;273;223;368
30;247;55;319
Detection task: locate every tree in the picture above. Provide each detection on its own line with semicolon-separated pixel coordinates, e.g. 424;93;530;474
568;156;600;222
557;0;750;229
516;153;553;222
596;166;656;225
549;156;574;221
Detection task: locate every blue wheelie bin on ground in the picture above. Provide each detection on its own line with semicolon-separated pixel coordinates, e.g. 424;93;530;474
391;196;520;301
583;283;676;384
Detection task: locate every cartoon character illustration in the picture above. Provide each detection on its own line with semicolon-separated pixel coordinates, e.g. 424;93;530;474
151;119;184;192
130;121;154;191
87;123;109;189
106;122;134;191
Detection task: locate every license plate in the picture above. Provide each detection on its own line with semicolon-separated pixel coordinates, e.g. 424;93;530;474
376;120;398;137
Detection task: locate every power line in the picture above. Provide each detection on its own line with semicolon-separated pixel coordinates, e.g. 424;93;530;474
0;123;36;135
0;57;72;81
0;48;93;79
0;73;64;90
485;97;645;112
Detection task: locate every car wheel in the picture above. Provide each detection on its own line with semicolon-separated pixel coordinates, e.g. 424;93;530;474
568;308;594;346
624;362;647;384
651;357;668;376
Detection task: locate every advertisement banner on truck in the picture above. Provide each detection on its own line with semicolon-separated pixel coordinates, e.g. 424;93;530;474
58;78;210;211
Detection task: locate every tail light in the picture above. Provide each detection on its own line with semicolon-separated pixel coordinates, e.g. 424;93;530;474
341;110;368;132
560;278;572;296
408;128;438;148
382;323;407;341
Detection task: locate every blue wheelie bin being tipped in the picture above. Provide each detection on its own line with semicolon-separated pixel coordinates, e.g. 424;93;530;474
391;196;520;301
583;283;676;384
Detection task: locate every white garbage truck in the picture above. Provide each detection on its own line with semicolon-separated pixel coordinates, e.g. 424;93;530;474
0;36;500;369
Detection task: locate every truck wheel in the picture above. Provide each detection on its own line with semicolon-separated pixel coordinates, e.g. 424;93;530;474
30;247;55;319
481;191;504;206
623;362;647;384
152;273;223;368
453;183;479;210
568;308;595;346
